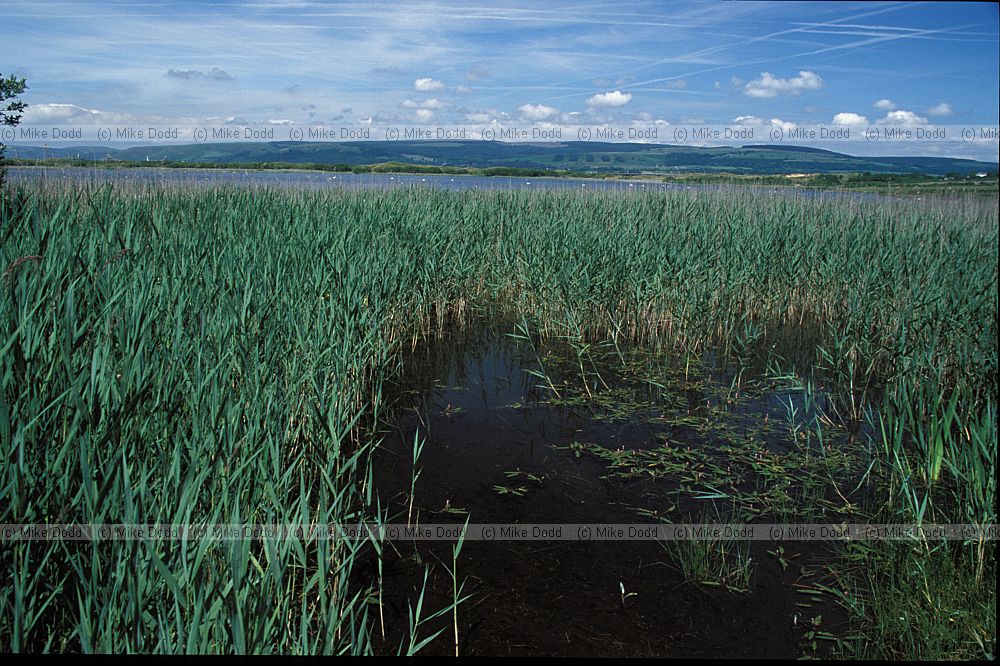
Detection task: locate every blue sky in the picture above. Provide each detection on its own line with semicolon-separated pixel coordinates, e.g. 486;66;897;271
3;1;998;158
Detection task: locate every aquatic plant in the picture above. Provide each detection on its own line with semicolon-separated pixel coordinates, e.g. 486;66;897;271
0;181;994;656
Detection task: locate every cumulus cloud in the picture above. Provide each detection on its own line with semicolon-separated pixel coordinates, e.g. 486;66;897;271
632;112;669;126
23;103;286;129
733;115;795;130
874;99;896;110
518;103;559;120
414;77;445;92
926;102;953;116
586;90;632;107
832;112;869;125
414;108;435;122
465;109;512;124
743;71;822;98
23;103;100;123
879;110;928;125
166;67;233;82
455;85;473;94
22;103;166;125
401;98;447;110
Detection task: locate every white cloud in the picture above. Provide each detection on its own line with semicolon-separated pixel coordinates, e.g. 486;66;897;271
22;103;167;125
744;71;823;98
414;108;435;122
879;110;927;125
633;111;669;125
518;103;559;120
22;102;314;131
586;90;632;107
734;115;795;129
832;112;869;125
926;102;953;116
874;99;896;110
23;103;99;123
464;112;492;123
414;77;445;92
455;85;473;94
401;98;447;110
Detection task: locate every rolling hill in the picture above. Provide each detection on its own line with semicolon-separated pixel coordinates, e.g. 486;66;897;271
5;141;997;176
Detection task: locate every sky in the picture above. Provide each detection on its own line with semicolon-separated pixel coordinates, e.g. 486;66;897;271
3;1;999;159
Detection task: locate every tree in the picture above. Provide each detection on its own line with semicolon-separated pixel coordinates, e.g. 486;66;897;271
0;73;28;189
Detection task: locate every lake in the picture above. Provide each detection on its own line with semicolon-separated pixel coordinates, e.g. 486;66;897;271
7;166;894;201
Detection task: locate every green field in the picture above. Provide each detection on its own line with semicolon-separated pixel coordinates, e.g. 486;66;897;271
1;182;996;656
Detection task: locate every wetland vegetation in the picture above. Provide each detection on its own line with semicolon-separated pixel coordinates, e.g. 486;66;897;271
0;181;995;657
10;158;999;198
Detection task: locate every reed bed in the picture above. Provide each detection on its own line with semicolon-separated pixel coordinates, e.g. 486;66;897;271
1;182;996;655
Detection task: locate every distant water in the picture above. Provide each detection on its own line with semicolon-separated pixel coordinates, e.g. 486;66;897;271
7;166;893;201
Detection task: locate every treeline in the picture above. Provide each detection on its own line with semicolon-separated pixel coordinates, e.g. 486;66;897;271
658;171;999;187
809;171;998;185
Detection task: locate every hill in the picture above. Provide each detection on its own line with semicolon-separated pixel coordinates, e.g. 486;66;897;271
5;141;997;176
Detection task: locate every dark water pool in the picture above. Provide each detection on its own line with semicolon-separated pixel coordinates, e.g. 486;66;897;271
368;322;865;656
